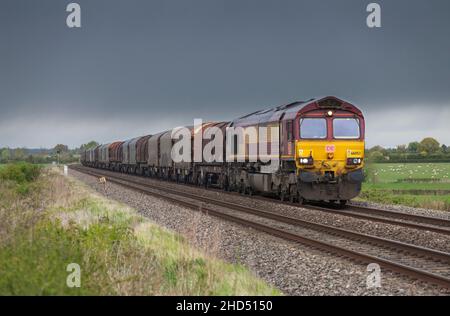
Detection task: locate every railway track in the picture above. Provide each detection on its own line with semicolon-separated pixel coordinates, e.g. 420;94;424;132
293;202;450;236
147;175;450;235
73;165;450;235
70;165;450;289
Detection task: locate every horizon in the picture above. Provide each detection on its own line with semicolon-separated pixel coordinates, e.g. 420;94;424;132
1;130;448;151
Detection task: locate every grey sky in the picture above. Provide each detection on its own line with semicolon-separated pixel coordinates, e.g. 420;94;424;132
1;0;449;148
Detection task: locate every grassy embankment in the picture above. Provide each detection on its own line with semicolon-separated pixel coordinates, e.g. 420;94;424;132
360;163;450;211
0;162;280;295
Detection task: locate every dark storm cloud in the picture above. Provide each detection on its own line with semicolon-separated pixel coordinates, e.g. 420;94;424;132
1;0;449;148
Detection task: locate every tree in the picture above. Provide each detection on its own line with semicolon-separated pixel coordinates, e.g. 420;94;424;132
419;137;440;154
407;141;420;153
442;144;448;153
369;151;384;162
368;145;387;156
54;144;69;154
396;144;407;153
13;148;26;161
80;141;99;151
1;148;10;162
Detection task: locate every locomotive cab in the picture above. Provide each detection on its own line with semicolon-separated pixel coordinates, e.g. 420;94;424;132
294;97;365;202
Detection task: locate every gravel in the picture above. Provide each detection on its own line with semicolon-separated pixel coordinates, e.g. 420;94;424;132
350;199;450;220
70;168;450;296
84;168;450;253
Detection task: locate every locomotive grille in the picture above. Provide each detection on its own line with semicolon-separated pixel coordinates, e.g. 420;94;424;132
318;98;342;109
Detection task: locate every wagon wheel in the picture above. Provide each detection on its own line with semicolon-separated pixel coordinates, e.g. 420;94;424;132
221;176;228;191
206;175;212;189
224;176;230;191
289;192;297;203
239;182;245;195
279;189;285;202
289;185;298;203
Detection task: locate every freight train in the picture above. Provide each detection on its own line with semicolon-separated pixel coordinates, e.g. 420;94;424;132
81;96;365;205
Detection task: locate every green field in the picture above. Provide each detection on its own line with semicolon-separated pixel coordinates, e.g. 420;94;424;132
361;163;450;210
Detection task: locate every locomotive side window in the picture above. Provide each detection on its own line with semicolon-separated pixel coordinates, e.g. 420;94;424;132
286;120;293;141
300;118;327;139
333;118;360;139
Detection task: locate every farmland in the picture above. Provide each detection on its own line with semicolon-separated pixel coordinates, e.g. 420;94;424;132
361;163;450;211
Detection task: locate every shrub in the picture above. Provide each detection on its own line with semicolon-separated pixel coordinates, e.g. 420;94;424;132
0;162;41;184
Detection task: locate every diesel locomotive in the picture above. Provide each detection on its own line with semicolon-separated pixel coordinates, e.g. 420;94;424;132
81;96;365;205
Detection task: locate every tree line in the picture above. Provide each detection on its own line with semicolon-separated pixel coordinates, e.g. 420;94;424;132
2;137;449;164
367;137;450;163
0;141;99;164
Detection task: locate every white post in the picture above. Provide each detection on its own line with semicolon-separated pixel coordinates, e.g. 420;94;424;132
64;165;68;176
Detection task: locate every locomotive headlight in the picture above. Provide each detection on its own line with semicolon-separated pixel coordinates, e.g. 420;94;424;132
299;157;314;165
347;158;363;166
327;110;333;117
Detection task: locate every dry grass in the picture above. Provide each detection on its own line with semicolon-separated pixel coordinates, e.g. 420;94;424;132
0;171;48;244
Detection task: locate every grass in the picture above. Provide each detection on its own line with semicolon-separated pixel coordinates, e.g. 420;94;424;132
0;162;41;194
361;163;450;211
364;182;450;190
0;163;280;295
365;163;450;184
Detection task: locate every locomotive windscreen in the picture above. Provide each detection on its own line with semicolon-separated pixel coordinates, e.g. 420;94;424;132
333;118;360;139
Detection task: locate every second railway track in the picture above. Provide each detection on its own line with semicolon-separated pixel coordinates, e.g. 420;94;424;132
70;165;450;289
295;202;450;235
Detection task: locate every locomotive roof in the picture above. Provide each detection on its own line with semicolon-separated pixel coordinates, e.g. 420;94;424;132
230;96;363;126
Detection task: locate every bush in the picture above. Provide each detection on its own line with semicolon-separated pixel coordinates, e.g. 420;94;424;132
0;162;41;184
0;162;42;194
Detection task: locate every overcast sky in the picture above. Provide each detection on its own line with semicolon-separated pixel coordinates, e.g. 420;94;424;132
1;0;449;148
